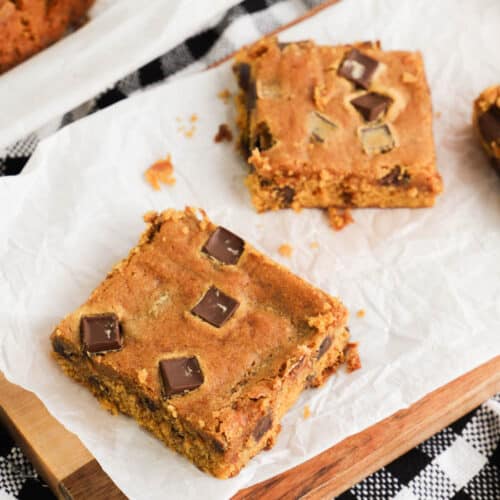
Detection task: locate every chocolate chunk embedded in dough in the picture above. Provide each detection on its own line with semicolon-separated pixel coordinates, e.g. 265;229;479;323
80;313;122;354
317;336;332;359
253;414;272;441
351;93;392;121
379;165;411;186
478;106;500;144
338;49;379;89
308;111;337;143
360;123;395;154
160;357;204;398
191;286;239;327
202;227;245;265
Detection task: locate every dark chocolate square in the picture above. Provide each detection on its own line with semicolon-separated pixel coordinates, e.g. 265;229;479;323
351;92;392;121
338;49;379;89
160;357;204;398
191;286;239;327
478;106;500;143
80;313;122;354
202;227;245;265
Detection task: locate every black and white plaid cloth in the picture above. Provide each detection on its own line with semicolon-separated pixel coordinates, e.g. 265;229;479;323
0;1;499;498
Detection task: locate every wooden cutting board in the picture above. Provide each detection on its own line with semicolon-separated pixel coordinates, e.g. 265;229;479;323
1;2;499;499
1;358;499;499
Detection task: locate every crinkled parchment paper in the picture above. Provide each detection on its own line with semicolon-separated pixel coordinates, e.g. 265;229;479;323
0;0;240;150
0;0;499;498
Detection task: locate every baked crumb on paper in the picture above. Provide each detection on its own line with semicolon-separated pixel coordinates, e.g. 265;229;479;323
144;154;176;191
214;124;233;143
327;207;354;231
356;309;366;318
278;244;293;258
346;342;361;373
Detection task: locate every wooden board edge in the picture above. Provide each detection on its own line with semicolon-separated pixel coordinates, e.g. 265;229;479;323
234;355;500;500
59;460;126;500
207;0;341;69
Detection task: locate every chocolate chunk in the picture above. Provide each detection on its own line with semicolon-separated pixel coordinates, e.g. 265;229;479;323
478;106;500;144
234;63;251;92
246;79;257;112
351;93;392;121
253;122;275;151
159;357;204;398
253;414;273;441
338;49;379;89
379;165;411;186
317;336;332;359
278;186;295;206
80;313;122;354
202;227;245;265
191;286;239;327
52;337;74;360
360;123;395;154
308;111;337;143
140;396;160;412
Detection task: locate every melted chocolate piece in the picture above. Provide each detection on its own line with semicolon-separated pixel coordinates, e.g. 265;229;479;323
351;93;392;121
202;227;245;265
317;336;332;359
159;357;204;398
80;313;122;354
277;186;295;207
478;106;500;144
379;165;411;186
338;49;379;89
191;286;239;327
253;414;273;441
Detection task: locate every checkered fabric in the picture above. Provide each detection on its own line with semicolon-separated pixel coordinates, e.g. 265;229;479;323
0;0;499;498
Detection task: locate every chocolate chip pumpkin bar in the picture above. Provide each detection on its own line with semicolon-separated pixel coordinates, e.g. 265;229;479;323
473;84;500;176
233;38;443;212
50;208;349;478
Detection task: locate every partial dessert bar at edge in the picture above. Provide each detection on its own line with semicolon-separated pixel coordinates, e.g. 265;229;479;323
233;38;443;212
50;208;350;478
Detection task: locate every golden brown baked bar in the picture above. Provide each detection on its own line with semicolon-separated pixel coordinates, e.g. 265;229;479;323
233;38;443;212
50;208;350;478
0;0;94;74
473;84;500;176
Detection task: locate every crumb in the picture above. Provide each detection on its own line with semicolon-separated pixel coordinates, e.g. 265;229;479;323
435;111;442;119
327;207;354;231
303;405;311;419
309;241;319;249
184;127;196;138
144;154;176;190
402;71;417;83
278;244;293;258
356;309;365;318
214;123;233;143
190;114;198;123
217;88;232;104
346;342;361;373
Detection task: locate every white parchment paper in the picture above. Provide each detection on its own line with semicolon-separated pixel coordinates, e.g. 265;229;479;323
1;0;500;498
0;0;240;150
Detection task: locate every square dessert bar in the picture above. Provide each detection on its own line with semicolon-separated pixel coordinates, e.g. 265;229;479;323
51;208;349;478
233;38;443;212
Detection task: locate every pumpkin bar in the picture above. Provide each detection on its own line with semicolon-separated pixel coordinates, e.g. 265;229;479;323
473;84;500;177
50;208;350;478
233;38;443;212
